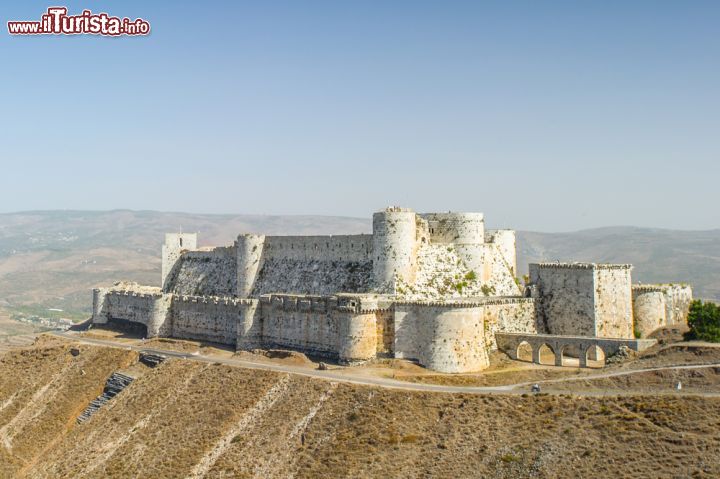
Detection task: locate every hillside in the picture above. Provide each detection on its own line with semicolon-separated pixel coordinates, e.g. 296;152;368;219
0;211;717;322
1;338;719;478
517;227;720;301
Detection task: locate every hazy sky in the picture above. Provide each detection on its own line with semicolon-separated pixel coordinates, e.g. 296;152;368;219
1;1;718;231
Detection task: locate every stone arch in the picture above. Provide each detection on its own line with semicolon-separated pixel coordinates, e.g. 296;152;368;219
585;345;606;368
559;343;573;367
537;343;555;366
516;341;533;362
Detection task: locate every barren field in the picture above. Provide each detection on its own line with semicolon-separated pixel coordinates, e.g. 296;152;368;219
0;310;38;355
0;337;719;478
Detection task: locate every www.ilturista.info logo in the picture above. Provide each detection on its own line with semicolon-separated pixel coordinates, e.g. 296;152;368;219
7;7;150;36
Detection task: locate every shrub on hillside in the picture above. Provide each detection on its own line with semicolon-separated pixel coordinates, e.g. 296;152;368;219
684;300;720;342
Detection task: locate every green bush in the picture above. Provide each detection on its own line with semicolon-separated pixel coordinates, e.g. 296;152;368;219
684;300;720;342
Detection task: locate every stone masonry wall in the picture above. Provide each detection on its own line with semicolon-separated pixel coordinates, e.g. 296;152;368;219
394;243;520;300
259;294;380;363
249;235;374;296
393;303;490;373
164;246;238;297
632;284;693;337
481;298;538;350
530;263;634;339
632;288;667;338
101;289;172;337
593;266;633;338
530;264;597;336
161;233;198;289
172;295;255;346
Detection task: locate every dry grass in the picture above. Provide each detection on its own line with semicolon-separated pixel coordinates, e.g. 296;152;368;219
1;342;719;478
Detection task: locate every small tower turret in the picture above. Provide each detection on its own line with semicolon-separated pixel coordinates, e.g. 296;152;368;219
161;233;197;289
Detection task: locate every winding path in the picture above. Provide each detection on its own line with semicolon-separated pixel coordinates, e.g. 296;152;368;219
50;331;720;397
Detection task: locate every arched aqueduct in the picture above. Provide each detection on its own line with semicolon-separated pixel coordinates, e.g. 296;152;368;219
495;333;656;368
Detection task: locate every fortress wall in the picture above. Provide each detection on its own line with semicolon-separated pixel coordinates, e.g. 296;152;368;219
236;300;263;349
632;288;667;338
164;246;238;297
530;264;597;336
420;212;485;244
372;209;418;291
484;229;517;274
530;263;634;338
337;310;378;363
262;235;373;262
397;243;520;300
481;298;538;350
258;294;380;363
632;284;693;337
92;288;109;324
245;235;374;296
667;285;693;326
375;309;395;356
172;295;255;346
466;244;522;296
161;233;198;289
593;266;633;338
237;235;265;298
394;303;489;373
260;295;341;359
102;290;172;337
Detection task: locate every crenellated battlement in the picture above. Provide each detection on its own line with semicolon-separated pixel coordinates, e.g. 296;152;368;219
394;296;535;308
632;283;689;292
175;294;256;306
533;262;632;270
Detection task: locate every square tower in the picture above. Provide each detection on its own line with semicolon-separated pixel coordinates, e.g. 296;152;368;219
530;263;633;339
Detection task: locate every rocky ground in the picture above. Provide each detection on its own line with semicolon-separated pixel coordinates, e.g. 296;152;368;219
0;335;719;478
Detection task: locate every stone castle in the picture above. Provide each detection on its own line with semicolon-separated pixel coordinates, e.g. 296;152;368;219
92;207;692;373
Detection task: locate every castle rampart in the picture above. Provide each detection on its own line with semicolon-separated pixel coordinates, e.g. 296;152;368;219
632;284;693;337
419;212;485;244
91;208;692;374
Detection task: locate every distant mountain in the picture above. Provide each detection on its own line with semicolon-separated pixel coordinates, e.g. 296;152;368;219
0;211;717;319
516;227;720;301
0;210;370;318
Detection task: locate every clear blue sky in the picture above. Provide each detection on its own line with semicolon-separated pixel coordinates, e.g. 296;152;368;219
1;1;718;231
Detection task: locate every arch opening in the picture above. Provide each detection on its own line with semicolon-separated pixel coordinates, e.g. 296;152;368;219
585;345;606;368
516;341;532;362
537;344;555;366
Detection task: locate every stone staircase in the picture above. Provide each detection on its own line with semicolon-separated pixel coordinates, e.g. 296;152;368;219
139;352;167;368
77;372;134;424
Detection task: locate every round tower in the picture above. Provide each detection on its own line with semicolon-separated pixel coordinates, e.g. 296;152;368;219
487;229;516;273
91;288;108;324
421;212;484;244
372;207;417;291
236;234;266;298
